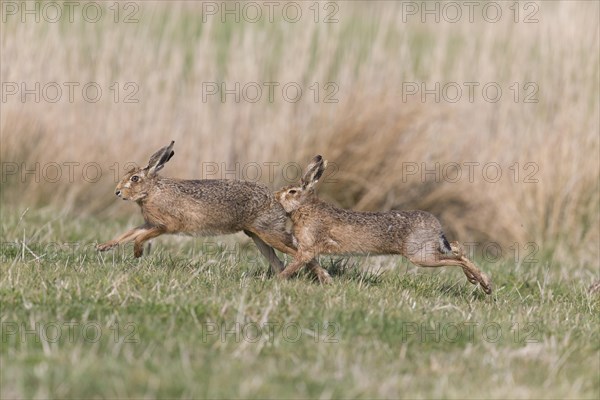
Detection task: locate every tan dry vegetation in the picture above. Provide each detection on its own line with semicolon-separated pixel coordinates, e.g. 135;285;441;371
1;1;598;268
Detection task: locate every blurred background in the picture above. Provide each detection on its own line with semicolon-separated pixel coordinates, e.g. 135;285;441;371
1;1;598;269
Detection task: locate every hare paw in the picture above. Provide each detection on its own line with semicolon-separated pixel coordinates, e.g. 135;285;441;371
97;242;117;252
278;270;293;280
318;270;333;285
479;273;493;295
462;269;478;285
133;244;144;258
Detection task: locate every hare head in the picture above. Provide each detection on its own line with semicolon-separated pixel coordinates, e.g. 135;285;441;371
276;155;327;213
115;141;175;202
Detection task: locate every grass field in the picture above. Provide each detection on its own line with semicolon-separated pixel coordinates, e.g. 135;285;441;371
1;209;599;398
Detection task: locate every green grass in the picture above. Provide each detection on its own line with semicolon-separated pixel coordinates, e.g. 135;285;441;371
1;210;599;399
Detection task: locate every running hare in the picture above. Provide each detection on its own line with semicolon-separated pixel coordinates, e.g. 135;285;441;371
97;141;331;283
275;155;492;294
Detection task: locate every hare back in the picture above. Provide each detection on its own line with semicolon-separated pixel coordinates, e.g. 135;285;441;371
294;204;447;256
140;178;282;235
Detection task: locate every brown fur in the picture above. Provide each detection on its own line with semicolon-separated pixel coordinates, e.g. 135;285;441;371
97;141;332;284
275;155;492;294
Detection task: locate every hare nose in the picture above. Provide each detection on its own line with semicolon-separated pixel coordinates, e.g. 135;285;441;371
115;190;121;197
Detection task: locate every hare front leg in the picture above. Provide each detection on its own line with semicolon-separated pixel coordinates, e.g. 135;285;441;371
306;259;332;284
97;225;147;252
132;226;165;257
279;250;315;280
249;227;331;283
97;224;165;258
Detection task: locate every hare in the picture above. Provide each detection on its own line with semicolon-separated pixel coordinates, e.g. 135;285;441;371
97;141;332;284
275;155;493;294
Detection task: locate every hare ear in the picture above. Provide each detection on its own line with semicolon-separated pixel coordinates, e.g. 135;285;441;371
146;141;175;176
301;155;327;190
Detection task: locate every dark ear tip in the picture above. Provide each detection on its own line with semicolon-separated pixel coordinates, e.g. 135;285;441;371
314;155;322;162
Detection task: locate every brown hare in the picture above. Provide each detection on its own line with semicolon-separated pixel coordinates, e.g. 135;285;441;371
275;155;493;294
97;141;331;283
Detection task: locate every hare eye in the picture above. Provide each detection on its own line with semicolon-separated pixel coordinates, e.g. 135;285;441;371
130;175;139;182
288;189;297;194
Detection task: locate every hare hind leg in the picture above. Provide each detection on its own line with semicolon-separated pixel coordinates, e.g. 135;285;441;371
448;241;492;291
409;242;492;294
448;242;478;284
